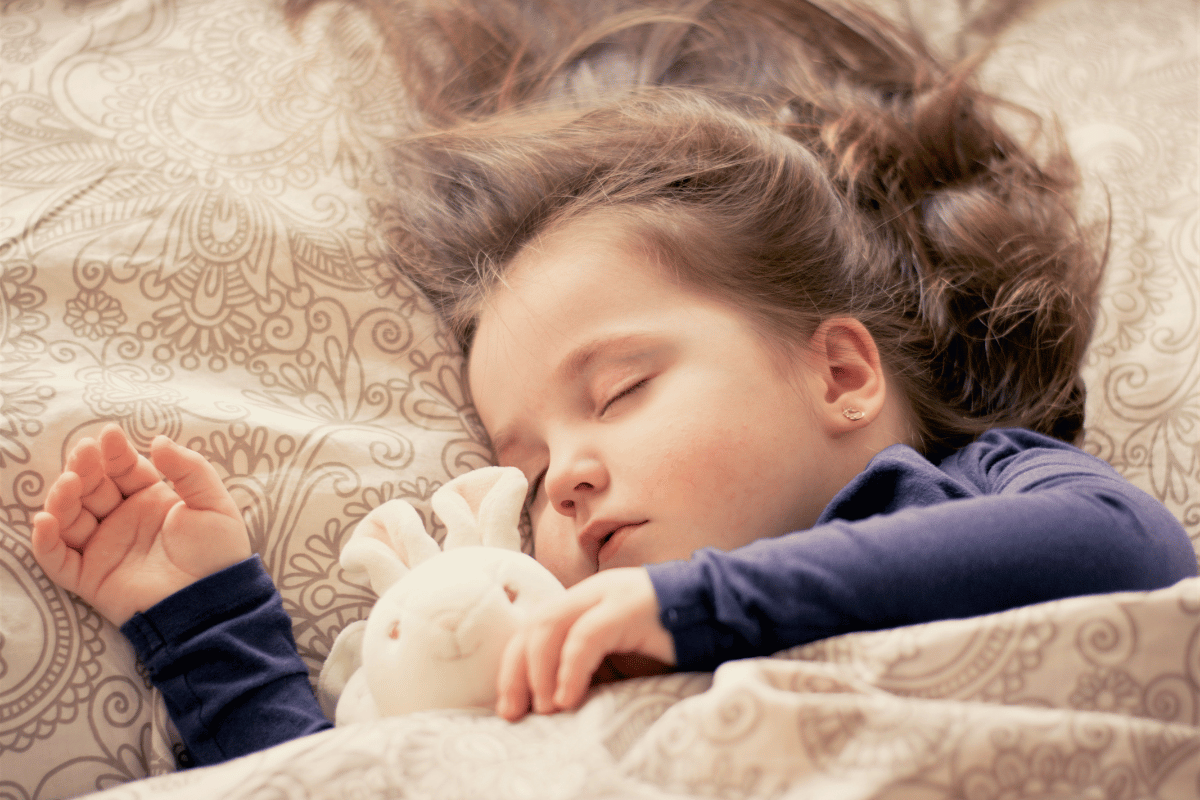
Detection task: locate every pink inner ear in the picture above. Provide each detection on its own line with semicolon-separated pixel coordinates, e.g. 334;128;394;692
364;515;417;564
363;516;391;544
450;473;503;518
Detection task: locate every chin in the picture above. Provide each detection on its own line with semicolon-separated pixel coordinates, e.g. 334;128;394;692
552;563;595;588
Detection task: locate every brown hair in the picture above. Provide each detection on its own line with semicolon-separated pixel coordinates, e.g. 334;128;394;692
292;0;1104;459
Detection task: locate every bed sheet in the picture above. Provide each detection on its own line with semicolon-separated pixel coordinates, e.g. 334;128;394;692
1;0;1197;798
0;0;490;795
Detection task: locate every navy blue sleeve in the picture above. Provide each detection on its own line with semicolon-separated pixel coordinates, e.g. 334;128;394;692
648;429;1197;671
121;556;332;767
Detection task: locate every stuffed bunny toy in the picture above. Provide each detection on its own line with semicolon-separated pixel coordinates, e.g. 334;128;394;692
317;466;565;723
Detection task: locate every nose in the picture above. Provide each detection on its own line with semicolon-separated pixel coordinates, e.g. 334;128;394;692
544;450;608;516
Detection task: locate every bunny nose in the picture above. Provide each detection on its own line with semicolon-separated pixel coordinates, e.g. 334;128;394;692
432;607;467;632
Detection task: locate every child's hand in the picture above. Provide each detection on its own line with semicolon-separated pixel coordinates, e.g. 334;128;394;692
31;424;251;627
495;567;676;721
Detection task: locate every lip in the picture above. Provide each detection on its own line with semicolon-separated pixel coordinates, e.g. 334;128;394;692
595;521;646;568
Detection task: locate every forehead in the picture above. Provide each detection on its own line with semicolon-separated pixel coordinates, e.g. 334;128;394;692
469;222;661;386
466;217;706;444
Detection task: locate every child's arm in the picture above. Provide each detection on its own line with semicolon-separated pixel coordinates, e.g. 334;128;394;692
32;425;330;766
499;429;1196;717
648;428;1198;671
119;554;332;765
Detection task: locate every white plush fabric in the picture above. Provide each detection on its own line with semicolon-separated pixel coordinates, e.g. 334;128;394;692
0;0;1196;798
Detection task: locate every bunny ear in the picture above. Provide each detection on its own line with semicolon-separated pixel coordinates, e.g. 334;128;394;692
433;466;527;552
341;499;441;594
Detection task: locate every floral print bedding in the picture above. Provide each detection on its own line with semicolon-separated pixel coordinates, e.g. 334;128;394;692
1;0;1196;798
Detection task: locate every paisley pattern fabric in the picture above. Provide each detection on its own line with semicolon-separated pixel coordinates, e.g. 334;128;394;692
37;579;1200;800
0;0;1196;798
0;1;490;795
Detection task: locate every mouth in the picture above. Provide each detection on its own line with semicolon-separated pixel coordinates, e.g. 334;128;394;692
596;521;646;567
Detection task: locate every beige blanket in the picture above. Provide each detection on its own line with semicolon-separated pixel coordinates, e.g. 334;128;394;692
74;577;1200;799
1;0;1196;797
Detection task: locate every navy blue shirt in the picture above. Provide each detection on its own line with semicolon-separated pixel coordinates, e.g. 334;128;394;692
122;428;1196;766
121;557;332;766
647;428;1197;670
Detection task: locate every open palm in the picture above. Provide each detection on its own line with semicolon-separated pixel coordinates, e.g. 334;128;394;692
32;425;251;626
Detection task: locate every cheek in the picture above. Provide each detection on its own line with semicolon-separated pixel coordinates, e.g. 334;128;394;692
633;412;789;546
531;512;592;587
641;415;759;501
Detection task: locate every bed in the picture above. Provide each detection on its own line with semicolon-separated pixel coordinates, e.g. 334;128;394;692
1;0;1197;797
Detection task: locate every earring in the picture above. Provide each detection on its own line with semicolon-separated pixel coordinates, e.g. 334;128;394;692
842;407;865;421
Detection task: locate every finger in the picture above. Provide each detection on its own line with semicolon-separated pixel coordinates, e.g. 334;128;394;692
99;424;161;498
31;511;83;592
525;590;605;714
150;437;240;518
523;615;571;714
43;470;83;523
67;439;122;520
65;436;98;477
555;607;622;709
43;471;99;549
495;632;533;721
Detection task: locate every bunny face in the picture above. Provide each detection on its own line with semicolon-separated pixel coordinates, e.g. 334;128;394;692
319;466;567;722
363;546;565;716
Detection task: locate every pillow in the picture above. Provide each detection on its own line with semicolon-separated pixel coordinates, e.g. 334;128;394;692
0;0;486;795
2;0;1196;797
978;0;1198;548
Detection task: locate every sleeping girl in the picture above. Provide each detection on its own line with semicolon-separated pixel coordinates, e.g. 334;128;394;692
30;0;1198;768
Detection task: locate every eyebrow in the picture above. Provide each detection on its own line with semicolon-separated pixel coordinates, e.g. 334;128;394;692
487;332;659;463
562;332;653;381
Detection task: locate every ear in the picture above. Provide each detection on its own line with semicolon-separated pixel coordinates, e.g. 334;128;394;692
434;466;527;552
805;318;887;435
341;499;441;595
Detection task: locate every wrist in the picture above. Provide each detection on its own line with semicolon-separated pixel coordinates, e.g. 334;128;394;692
120;556;269;649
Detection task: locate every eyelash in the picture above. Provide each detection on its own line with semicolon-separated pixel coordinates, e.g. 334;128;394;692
528;469;546;504
601;378;648;415
526;378;649;504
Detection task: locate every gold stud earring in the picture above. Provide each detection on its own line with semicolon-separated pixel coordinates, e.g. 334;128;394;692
842;407;865;421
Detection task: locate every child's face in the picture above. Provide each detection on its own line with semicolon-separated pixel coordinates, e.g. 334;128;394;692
468;219;844;587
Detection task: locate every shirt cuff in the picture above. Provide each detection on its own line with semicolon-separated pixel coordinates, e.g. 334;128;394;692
647;557;730;672
121;556;276;660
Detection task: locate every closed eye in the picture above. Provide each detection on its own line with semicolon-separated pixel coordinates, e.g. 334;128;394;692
528;468;547;504
601;378;648;416
525;378;649;505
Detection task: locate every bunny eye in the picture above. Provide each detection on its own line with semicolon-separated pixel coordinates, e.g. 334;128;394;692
503;584;519;603
388;620;401;640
